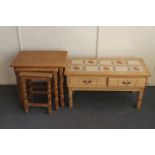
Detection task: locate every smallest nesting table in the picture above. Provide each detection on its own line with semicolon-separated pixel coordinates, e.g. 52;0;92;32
65;57;151;111
10;50;68;111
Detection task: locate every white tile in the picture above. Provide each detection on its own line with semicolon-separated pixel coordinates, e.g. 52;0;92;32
129;66;143;72
71;59;83;65
113;60;126;65
128;60;141;65
85;59;97;65
99;60;112;65
85;66;99;71
70;65;83;71
100;66;113;71
115;66;129;72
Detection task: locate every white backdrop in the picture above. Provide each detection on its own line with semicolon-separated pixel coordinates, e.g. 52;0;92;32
0;26;19;84
20;26;97;57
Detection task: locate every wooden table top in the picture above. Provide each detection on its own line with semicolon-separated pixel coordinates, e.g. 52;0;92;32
65;57;151;77
10;51;68;68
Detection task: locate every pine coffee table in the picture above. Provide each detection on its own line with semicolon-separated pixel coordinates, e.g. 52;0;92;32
65;57;151;111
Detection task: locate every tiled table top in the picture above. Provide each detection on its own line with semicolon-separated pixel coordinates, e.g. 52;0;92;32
66;58;150;76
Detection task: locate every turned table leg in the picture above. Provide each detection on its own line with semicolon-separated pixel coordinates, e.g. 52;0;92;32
53;71;59;111
27;80;33;102
48;79;52;114
15;70;24;105
21;78;29;113
68;88;73;110
137;89;144;111
59;68;65;108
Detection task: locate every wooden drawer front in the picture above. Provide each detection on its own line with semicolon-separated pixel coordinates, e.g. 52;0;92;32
96;77;107;86
68;77;80;86
109;78;136;87
79;77;96;86
68;76;107;87
68;76;96;87
108;78;146;87
108;78;118;87
118;78;136;87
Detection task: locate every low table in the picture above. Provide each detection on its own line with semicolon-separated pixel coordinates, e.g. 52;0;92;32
65;57;151;111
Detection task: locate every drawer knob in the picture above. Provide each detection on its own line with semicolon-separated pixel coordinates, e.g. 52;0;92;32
83;80;92;84
122;81;131;85
122;81;127;85
127;81;131;85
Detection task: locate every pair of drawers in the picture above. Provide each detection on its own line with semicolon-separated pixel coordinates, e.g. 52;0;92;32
67;76;146;88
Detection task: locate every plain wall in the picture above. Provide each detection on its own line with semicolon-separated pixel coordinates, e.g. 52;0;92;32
0;26;155;85
20;26;97;56
0;26;19;84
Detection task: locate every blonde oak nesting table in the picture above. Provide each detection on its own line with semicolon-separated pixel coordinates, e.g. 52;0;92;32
65;57;151;111
10;51;68;110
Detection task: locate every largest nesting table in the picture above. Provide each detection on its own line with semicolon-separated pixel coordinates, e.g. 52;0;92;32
65;57;151;111
10;51;68;110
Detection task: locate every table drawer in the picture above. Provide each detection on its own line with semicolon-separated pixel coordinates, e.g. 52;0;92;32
68;76;107;87
79;77;96;86
118;78;136;87
108;78;146;87
67;77;79;86
96;77;107;86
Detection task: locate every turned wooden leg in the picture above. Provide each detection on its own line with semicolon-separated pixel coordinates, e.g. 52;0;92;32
27;80;33;102
21;78;29;113
48;79;52;114
53;72;59;111
59;68;65;108
68;88;73;110
15;71;23;104
137;89;144;111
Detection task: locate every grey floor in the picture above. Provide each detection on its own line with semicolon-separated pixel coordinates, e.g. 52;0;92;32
0;85;155;129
